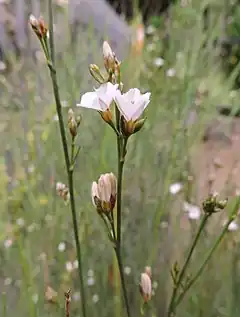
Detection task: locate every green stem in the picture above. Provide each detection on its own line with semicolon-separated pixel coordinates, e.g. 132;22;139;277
115;247;131;317
47;2;87;317
167;213;210;317
175;198;240;309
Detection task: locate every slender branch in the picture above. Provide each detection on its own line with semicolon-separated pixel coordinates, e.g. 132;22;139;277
167;213;210;316
47;2;87;317
114;247;131;317
174;199;240;309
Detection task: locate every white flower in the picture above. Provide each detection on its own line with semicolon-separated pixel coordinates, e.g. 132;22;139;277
92;294;99;303
65;261;73;273
124;266;131;275
169;182;183;195
140;273;152;302
154;57;164;67
115;88;151;122
183;202;201;220
4;239;13;249
224;220;239;232
77;83;119;111
87;277;95;286
145;25;156;35
166;68;176;77
58;242;66;252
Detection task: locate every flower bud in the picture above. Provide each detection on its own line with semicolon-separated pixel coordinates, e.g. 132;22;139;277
139;272;152;303
103;41;115;73
29;14;48;39
89;64;105;84
56;182;70;203
91;173;117;214
68;109;78;137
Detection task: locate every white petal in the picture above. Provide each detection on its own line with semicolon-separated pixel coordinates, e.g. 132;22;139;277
169;182;183;195
77;92;101;110
228;221;238;231
183;202;201;220
115;94;132;121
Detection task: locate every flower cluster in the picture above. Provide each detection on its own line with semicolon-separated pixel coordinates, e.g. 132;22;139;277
77;41;151;137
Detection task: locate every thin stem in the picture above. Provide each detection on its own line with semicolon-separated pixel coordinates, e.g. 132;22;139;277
47;2;87;317
167;213;210;317
175;199;240;309
115;247;131;317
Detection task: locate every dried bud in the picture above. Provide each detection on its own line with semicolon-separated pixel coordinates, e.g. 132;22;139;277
103;41;115;73
29;14;48;39
56;182;70;203
68;109;78;137
89;64;105;84
139;273;152;303
91;173;117;214
202;193;227;215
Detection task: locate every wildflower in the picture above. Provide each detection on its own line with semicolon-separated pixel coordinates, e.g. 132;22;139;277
92;294;99;303
154;57;164;67
166;68;176;77
124;266;131;275
115;88;150;135
29;14;48;39
139;272;152;303
91;173;117;214
145;25;156;35
103;41;115;72
4;239;13;249
87;277;95;286
223;219;239;232
169;182;183;195
183;202;201;220
58;242;66;252
56;182;70;203
65;261;74;273
77;83;119;124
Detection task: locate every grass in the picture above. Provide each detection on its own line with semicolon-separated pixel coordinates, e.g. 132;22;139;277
1;0;240;316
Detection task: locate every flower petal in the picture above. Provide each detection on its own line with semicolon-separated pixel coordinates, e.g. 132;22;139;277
77;92;101;110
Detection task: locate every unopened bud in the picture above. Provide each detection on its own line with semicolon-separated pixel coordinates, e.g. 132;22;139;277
29;14;48;38
68;109;78;137
91;173;117;214
56;182;70;203
103;41;115;73
89;64;105;84
202;193;227;214
139;272;152;303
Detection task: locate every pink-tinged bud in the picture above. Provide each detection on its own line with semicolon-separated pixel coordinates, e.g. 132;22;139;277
103;41;115;72
139;273;152;303
145;266;152;278
56;182;69;203
91;173;117;214
29;14;48;38
68;108;78;137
